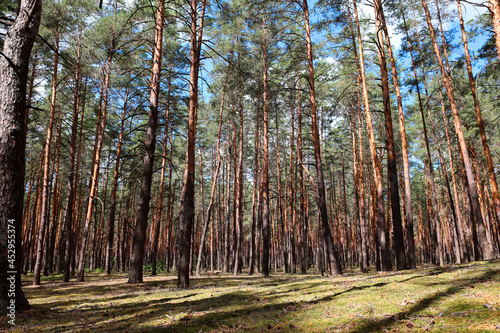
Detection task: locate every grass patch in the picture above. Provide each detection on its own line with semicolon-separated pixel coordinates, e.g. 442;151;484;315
1;261;499;332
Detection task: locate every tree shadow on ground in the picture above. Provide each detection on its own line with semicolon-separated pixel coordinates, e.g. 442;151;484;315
7;264;498;332
348;269;500;333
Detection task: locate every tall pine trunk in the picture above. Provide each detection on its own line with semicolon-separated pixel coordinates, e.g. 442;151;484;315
105;89;129;274
261;15;271;278
353;0;391;271
195;64;229;276
62;29;82;282
373;0;407;270
128;0;165;283
302;0;341;275
34;26;59;285
77;41;114;282
178;0;206;287
0;0;41;314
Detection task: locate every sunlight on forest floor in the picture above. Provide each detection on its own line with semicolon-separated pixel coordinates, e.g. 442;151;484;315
1;261;499;332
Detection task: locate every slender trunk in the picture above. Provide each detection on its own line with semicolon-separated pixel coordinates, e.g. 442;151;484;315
105;89;129;274
288;97;297;274
438;89;468;262
77;40;114;282
374;1;407;270
177;0;206;288
353;0;391;271
45;122;62;274
223;147;232;273
34;27;59;285
303;0;341;275
261;15;271;278
249;101;261;276
297;70;308;274
233;68;244;276
275;103;288;273
346;0;368;271
380;6;415;269
128;0;165;283
62;29;82;282
196;65;229;276
410;12;445;265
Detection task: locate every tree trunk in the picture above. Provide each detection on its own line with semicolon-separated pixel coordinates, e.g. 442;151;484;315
0;0;41;314
297;70;308;274
77;40;114;282
288;96;297;274
352;0;391;271
379;5;416;269
128;0;165;284
151;71;172;277
34;26;59;286
302;0;341;275
233;68;245;276
105;89;129;275
196;64;229;276
345;0;368;272
261;15;271;278
438;89;468;262
374;1;407;270
62;29;82;282
178;0;206;288
249;99;261;276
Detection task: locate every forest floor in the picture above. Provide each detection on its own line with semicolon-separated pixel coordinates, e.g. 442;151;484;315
1;261;500;332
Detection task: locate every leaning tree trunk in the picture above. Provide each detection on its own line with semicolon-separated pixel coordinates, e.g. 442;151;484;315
420;0;495;260
0;0;41;315
302;0;341;275
457;0;500;232
128;0;165;284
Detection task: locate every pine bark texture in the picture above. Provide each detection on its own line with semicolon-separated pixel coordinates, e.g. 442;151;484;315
0;0;42;314
178;0;206;288
128;0;165;284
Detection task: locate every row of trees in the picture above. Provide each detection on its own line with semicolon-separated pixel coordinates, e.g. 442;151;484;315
1;0;500;314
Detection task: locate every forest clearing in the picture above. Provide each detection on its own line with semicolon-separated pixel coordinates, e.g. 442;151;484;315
2;0;500;326
1;261;500;332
